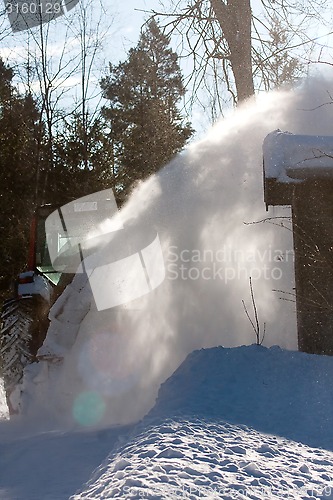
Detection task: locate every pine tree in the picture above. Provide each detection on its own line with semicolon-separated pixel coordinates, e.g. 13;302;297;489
100;19;193;200
0;58;44;291
50;113;116;205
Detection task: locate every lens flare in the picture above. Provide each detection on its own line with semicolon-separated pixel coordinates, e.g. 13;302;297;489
72;391;106;426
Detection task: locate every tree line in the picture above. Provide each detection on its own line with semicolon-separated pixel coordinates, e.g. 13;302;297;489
0;19;193;292
0;0;331;293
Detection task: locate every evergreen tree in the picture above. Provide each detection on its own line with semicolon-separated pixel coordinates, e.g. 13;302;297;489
0;58;44;291
50;113;116;205
100;19;193;200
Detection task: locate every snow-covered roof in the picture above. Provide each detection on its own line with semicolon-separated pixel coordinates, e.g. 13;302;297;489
263;129;333;183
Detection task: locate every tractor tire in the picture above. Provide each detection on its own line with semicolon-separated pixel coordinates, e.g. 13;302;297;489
0;297;35;394
0;296;50;396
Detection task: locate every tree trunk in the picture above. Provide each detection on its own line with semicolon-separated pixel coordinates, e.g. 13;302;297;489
210;0;254;103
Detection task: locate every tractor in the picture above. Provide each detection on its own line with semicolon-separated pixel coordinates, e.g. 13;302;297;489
0;204;72;413
0;189;118;414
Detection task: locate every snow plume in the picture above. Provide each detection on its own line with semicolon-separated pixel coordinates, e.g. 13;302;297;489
23;76;333;429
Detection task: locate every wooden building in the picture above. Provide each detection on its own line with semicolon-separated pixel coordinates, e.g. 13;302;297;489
263;130;333;355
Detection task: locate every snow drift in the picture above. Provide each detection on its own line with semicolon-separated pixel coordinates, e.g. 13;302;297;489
72;345;333;500
19;77;333;428
2;345;333;499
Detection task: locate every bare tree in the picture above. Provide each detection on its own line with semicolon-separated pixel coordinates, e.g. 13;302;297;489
242;276;266;346
210;0;253;102
8;0;112;202
148;0;331;113
67;0;111;170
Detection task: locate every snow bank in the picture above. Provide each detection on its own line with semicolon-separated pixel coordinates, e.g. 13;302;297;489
1;345;333;499
21;76;333;428
73;345;333;499
73;418;333;499
149;344;333;450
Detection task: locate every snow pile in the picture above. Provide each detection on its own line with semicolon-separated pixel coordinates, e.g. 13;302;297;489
1;345;333;499
149;345;333;450
20;76;333;428
72;345;333;499
73;418;333;499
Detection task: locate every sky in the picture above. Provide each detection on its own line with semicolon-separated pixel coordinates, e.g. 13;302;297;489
1;0;333;139
0;0;154;126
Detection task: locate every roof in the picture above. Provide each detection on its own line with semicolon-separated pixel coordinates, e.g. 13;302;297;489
263;130;333;182
263;130;333;206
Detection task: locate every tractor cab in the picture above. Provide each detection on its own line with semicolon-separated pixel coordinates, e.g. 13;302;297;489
30;205;63;286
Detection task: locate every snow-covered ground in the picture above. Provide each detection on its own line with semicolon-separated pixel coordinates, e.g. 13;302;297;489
1;345;333;499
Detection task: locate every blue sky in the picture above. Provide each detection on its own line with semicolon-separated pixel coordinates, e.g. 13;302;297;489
103;0;152;63
1;0;333;137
